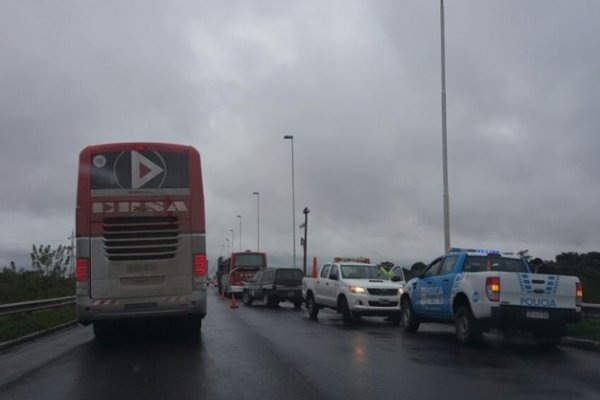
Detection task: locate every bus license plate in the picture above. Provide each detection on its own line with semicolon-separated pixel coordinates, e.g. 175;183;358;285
526;310;549;319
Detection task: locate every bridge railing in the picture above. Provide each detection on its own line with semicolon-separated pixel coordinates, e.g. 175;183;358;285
0;296;76;318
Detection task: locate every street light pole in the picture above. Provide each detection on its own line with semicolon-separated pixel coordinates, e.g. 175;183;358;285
301;207;310;276
236;215;242;251
440;0;451;252
229;229;234;254
226;238;230;255
283;134;297;268
252;192;260;251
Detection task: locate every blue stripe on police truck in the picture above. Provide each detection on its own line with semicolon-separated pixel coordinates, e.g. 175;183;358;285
518;273;560;295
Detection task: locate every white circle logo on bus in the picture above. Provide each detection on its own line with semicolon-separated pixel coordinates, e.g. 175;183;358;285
93;155;107;168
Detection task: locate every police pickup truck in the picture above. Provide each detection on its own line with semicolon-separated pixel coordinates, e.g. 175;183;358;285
400;248;583;348
302;257;405;324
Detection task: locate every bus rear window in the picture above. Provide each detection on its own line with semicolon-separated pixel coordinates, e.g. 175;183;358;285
234;254;266;268
90;150;189;190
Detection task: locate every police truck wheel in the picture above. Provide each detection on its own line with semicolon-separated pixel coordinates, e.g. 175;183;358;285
306;293;319;319
533;325;564;349
401;298;420;332
534;333;561;349
455;305;482;344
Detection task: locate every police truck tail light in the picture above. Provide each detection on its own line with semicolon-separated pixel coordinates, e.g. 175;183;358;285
485;277;500;302
576;282;583;307
75;258;89;282
193;254;207;277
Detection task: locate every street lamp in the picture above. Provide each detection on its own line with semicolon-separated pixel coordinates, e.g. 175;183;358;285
440;0;451;252
283;134;296;268
236;215;242;251
252;192;260;251
225;238;230;255
229;229;234;254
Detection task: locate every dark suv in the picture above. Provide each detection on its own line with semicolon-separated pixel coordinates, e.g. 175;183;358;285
242;268;304;308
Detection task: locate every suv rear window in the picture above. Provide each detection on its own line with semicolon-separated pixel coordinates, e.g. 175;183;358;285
274;269;304;283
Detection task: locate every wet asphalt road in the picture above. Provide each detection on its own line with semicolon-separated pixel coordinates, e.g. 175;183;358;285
1;290;599;400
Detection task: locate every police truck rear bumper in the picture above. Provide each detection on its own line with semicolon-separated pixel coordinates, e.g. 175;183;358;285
490;305;582;328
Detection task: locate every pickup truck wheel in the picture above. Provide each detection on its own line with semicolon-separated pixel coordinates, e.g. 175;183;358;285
455;305;482;344
401;298;420;332
263;292;271;308
339;297;353;325
306;293;319;319
242;291;253;306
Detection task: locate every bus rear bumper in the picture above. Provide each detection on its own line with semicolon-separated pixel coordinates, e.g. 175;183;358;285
76;292;207;325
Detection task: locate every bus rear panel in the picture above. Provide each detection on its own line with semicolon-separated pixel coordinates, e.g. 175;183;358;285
218;251;267;296
75;143;207;332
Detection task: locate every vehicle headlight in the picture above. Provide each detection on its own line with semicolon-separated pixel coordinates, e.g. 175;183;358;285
398;287;405;295
349;286;366;294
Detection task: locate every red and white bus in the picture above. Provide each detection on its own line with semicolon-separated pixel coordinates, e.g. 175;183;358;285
217;251;267;297
75;142;207;336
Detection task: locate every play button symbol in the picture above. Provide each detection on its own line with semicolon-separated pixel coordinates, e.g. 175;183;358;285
131;151;164;188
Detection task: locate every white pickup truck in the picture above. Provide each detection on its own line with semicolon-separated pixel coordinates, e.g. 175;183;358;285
302;258;405;324
400;248;583;348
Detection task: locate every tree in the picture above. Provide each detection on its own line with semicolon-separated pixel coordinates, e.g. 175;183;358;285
30;244;72;277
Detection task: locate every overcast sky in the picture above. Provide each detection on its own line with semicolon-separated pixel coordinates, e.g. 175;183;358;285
1;0;599;271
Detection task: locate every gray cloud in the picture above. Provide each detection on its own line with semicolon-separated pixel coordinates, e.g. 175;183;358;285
1;0;599;270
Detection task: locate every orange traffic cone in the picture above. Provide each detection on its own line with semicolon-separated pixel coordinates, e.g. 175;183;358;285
230;294;239;309
311;257;318;278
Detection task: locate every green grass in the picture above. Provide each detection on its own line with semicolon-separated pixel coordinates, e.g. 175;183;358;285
567;318;600;342
0;305;76;343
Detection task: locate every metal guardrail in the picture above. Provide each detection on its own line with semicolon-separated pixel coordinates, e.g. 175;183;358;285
582;303;600;319
0;296;76;318
0;297;598;319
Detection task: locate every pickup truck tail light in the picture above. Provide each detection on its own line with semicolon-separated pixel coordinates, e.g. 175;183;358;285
576;282;583;307
485;277;500;302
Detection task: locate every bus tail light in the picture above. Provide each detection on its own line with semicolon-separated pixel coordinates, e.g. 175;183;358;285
486;277;500;302
76;258;89;282
576;282;583;307
194;254;207;277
